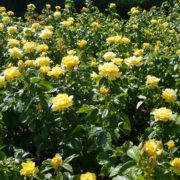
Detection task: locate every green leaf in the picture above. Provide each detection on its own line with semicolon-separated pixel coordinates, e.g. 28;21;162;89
62;163;73;173
63;154;79;164
118;160;136;174
112;175;128;180
109;164;122;177
127;146;141;162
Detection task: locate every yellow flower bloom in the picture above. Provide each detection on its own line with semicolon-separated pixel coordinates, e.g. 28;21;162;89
20;161;37;176
106;36;122;44
0;23;4;31
18;60;24;69
40;29;53;39
80;172;96;180
8;39;20;47
40;66;51;74
111;58;123;65
77;40;87;48
48;66;65;78
146;75;160;88
54;11;61;18
27;4;36;11
162;22;169;28
23;28;33;36
133;49;143;57
67;50;76;55
167;140;175;150
31;23;40;29
61;55;80;69
0;76;7;88
109;3;116;9
150;19;159;25
121;37;131;44
143;43;150;48
103;52;116;61
25;60;35;67
162;89;177;103
23;42;36;53
152;107;173;122
99;62;121;80
35;57;51;66
2;16;11;24
51;154;63;168
8;47;23;59
100;87;109;94
52;93;73;111
124;56;142;66
7;26;17;35
91;22;101;29
61;21;72;27
129;7;139;15
170;158;180;168
90;72;99;79
144;139;163;157
3;66;21;81
36;44;49;52
55;6;61;10
132;24;138;29
46;4;51;9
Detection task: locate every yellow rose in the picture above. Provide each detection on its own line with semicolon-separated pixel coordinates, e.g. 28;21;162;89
150;19;159;25
0;23;4;31
3;66;21;81
152;107;173;122
25;60;35;67
67;50;76;55
61;21;72;27
146;75;160;88
0;76;7;88
170;158;180;168
55;6;61;10
103;52;116;61
80;172;96;180
31;23;40;29
35;57;51;66
91;22;101;29
100;87;109;94
8;39;20;47
2;16;11;24
111;58;123;65
77;40;87;48
121;37;131;44
167;140;175;150
52;93;73;111
162;22;169;28
23;42;36;53
143;43;150;48
144;140;162;157
20;161;37;176
61;55;80;69
109;3;116;9
124;56;142;66
162;89;177;103
48;66;65;78
106;36;122;44
40;66;51;74
129;7;139;15
51;154;63;168
46;4;51;9
27;4;36;11
133;49;143;57
54;11;61;18
40;29;53;39
36;44;49;52
132;24;138;29
7;26;17;35
8;47;23;59
98;62;121;80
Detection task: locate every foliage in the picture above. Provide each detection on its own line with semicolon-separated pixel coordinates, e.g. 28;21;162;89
0;0;179;179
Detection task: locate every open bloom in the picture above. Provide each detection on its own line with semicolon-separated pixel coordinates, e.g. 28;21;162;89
35;57;51;66
51;154;63;168
152;107;173;122
170;158;180;168
103;52;116;61
124;56;142;66
20;161;37;176
77;40;87;48
144;139;163;156
162;89;177;103
8;47;23;59
52;93;73;111
146;75;160;88
80;172;96;180
99;63;121;80
3;66;21;81
48;66;65;78
61;55;80;69
167;140;175;150
40;29;53;39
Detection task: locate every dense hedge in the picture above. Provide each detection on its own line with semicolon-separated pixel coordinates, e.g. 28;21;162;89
0;0;175;17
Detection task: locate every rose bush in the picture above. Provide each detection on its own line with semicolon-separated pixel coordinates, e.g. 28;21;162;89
0;0;179;179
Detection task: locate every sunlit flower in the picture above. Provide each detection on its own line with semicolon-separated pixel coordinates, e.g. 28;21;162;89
77;40;87;48
8;39;20;47
7;26;17;35
8;47;23;59
100;87;109;94
146;75;160;88
111;58;123;65
35;57;51;66
20;161;37;176
80;172;96;180
99;62;121;80
23;42;36;53
61;55;80;69
162;89;177;103
167;140;175;150
54;11;61;18
124;56;142;66
36;44;49;52
152;107;173;122
52;93;73;111
3;66;21;81
103;52;116;61
40;66;51;74
51;154;63;168
40;29;53;39
48;66;65;78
